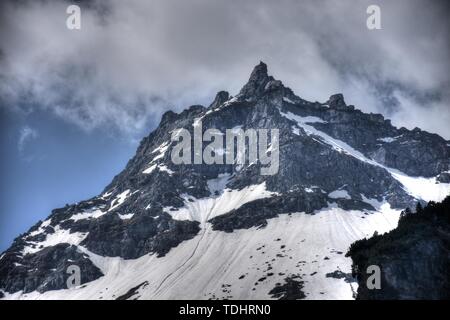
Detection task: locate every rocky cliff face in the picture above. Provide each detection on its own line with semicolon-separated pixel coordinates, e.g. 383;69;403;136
1;62;449;299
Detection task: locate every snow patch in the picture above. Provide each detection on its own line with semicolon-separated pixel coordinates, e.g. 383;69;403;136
377;136;398;143
158;165;174;175
150;141;170;162
21;226;88;256
28;219;52;237
118;213;134;220
298;116;327;124
388;170;450;202
164;182;278;224
222;96;239;107
152;141;170;155
142;164;157;174
207;173;231;195
329;190;351;200
283;97;295;104
70;208;106;222
108;190;131;212
143;164;174;175
360;195;399;215
101;191;113;199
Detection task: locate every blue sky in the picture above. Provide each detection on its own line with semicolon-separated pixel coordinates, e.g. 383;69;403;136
0;0;449;252
0;107;154;251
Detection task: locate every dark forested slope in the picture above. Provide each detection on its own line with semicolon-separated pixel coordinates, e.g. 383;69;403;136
347;196;450;299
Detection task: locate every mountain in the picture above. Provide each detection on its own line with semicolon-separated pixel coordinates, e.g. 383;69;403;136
1;62;449;299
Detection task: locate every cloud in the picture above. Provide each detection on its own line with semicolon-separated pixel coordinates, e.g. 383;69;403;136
0;0;449;138
18;126;38;154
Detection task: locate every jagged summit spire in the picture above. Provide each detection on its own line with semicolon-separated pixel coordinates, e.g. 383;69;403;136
209;91;230;109
327;94;346;109
239;61;276;99
249;61;268;80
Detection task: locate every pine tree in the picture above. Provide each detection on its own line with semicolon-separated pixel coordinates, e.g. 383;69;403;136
416;202;423;214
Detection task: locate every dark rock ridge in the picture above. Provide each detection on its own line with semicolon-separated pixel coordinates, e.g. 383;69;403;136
347;197;450;300
268;274;306;300
0;244;102;294
325;270;355;283
116;281;149;300
0;62;449;295
210;188;374;232
289;95;449;177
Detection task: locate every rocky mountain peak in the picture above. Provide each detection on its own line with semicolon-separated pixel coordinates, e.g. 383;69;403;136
327;93;346;109
160;110;178;124
209;91;230;109
249;61;269;80
239;61;277;99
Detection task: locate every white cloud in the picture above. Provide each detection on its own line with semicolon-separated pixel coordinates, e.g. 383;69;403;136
18;126;38;153
0;0;449;138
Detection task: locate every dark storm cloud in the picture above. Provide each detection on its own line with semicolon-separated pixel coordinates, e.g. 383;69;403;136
0;0;449;138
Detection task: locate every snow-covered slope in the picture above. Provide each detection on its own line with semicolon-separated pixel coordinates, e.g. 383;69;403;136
3;204;400;300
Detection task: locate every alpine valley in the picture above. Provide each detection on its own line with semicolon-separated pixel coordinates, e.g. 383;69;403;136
1;62;449;300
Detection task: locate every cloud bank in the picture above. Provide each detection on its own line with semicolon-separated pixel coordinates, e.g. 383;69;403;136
1;0;449;138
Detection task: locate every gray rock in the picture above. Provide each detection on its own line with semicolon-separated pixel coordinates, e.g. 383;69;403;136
0;244;103;294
